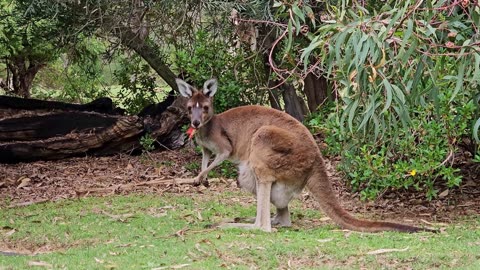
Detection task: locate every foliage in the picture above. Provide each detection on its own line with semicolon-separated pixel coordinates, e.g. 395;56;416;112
0;0;59;95
4;0;479;201
140;133;156;152
298;0;480;199
208;160;238;179
174;30;266;113
0;1;57;62
217;160;238;179
187;146;238;179
0;0;119;101
310;82;475;200
1;0;267;112
474;153;480;163
184;161;200;173
114;54;160;114
31;37;109;102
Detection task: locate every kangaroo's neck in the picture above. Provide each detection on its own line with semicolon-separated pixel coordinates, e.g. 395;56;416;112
197;114;217;133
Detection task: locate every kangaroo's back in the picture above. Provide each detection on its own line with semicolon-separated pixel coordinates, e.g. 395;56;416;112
212;105;318;162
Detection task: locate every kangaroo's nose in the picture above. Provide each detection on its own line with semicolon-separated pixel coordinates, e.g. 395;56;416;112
192;120;200;128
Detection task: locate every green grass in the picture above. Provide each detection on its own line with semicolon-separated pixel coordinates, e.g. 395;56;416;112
1;191;479;269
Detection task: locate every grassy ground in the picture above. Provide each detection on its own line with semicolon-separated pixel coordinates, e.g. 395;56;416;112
1;189;479;270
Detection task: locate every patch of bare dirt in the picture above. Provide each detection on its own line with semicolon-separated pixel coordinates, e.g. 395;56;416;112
0;148;200;207
0;147;479;225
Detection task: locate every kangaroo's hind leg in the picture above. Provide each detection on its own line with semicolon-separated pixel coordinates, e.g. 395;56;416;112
218;162;273;232
217;180;273;232
270;184;293;227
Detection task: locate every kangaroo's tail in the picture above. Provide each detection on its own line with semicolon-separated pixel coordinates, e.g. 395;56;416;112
307;160;437;233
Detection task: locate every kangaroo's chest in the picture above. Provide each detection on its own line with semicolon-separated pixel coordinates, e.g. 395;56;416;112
195;131;243;163
195;135;219;154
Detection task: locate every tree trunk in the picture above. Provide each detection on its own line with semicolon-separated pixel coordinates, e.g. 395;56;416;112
257;24;308;119
303;73;330;113
258;26;283;111
6;57;45;98
117;29;178;91
281;84;308;122
267;88;282;110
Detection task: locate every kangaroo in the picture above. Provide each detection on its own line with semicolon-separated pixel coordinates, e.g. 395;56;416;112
176;78;435;233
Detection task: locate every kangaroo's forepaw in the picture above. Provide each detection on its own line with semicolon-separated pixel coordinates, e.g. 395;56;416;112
193;179;201;187
193;176;209;187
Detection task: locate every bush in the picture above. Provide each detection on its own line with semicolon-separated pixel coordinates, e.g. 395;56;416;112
309;87;476;200
114;54;161;114
174;30;265;113
32;37;109;102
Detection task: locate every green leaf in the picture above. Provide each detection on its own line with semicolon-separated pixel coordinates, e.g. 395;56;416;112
392;104;411;127
450;59;465;103
358;94;380;131
425;22;438;38
372;114;381;141
301;37;321;67
401;38;418;65
273;1;282;8
286;20;293;53
294;17;301;35
335;29;350;62
339;0;347;21
303;5;315;27
292;4;305;23
474;117;480;143
357;35;371;65
381;78;393;113
474;53;480;81
403;19;414;45
348;99;360;132
391;84;406;104
411;56;425;95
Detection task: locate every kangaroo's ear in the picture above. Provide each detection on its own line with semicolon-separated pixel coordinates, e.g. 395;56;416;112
176;78;193;97
203;78;218;97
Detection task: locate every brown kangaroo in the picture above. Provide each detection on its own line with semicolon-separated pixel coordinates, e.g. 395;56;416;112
176;78;436;233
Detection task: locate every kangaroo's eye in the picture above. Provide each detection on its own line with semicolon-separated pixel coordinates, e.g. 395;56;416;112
203;106;209;111
187;106;192;111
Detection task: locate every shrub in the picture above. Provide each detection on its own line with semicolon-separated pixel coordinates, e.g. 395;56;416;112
174;30;265;113
309;85;476;200
114;54;161;114
32;37;108;102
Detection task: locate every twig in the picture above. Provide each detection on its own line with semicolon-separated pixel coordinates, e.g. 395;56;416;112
8;199;49;208
386;0;424;40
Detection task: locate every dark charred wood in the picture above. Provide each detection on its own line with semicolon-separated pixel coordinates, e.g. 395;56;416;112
137;90;175;117
0;96;124;115
0;95;189;163
0;116;143;163
0;112;117;142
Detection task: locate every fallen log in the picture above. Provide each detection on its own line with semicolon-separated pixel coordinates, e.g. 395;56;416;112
0;94;188;163
0;95;124;115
